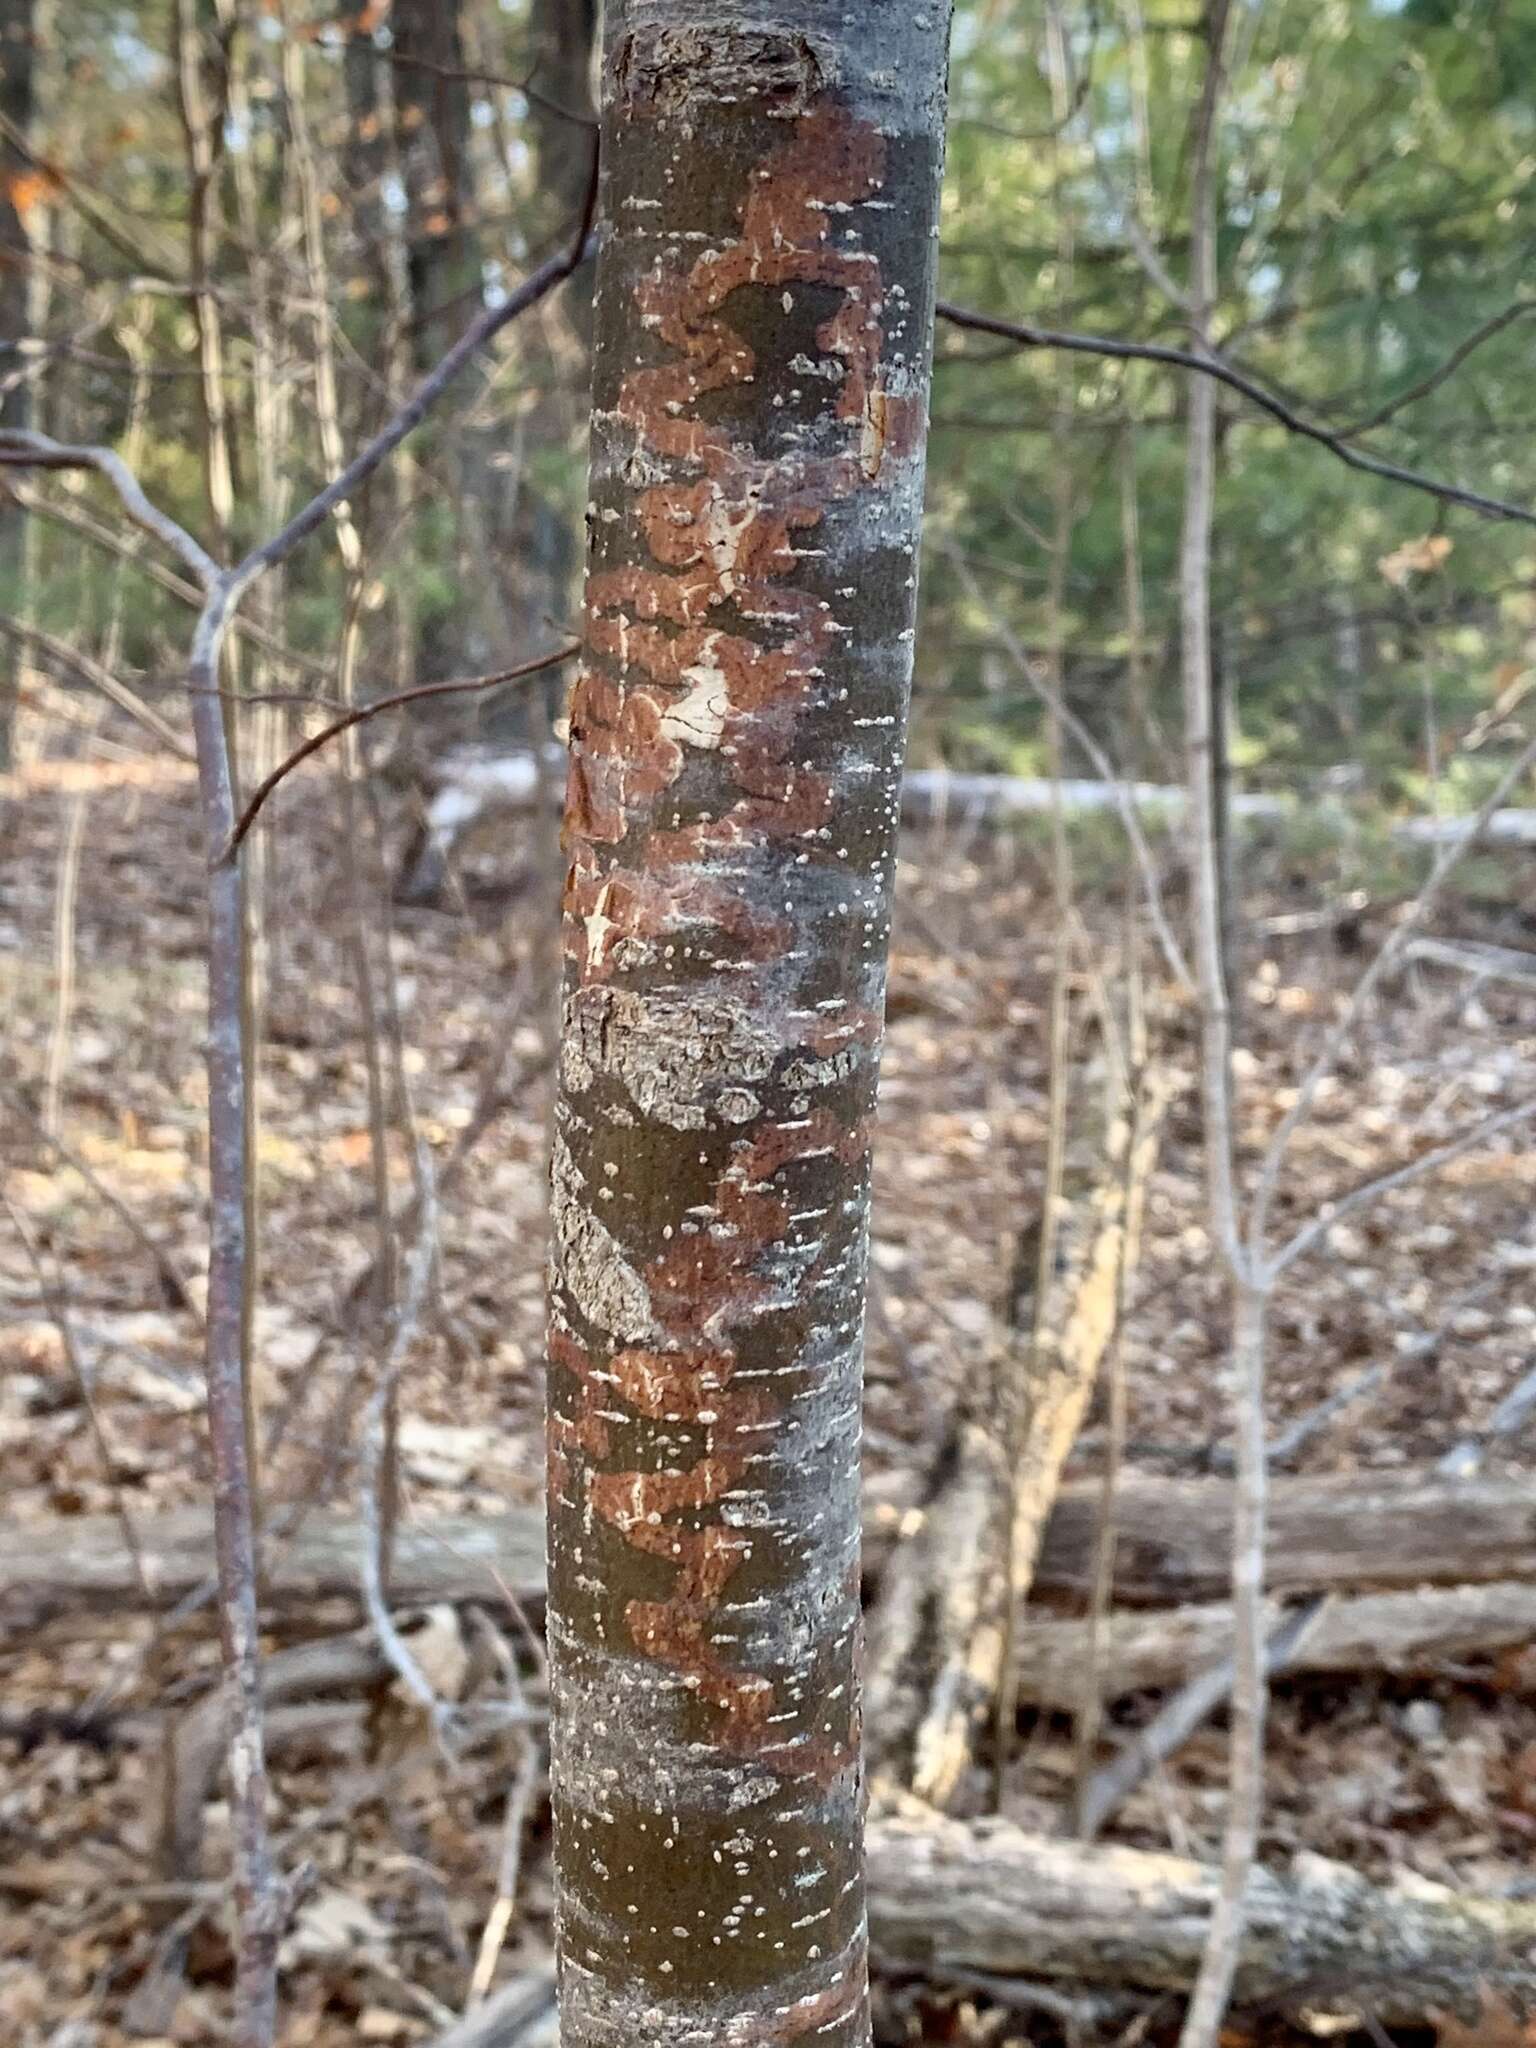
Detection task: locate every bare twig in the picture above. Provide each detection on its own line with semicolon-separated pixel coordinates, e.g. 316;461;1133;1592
1;1195;153;1601
1441;1353;1536;1478
0;480;331;678
0;609;192;756
224;643;578;859
1249;718;1536;1255
0;146;598;603
945;547;1193;992
43;792;88;1138
0;149;597;2048
358;1157;450;1738
1271;1095;1536;1277
936;301;1536;529
1;1086;203;1319
1076;1594;1330;1843
429;1972;557;2048
466;1639;541;2007
0;105;183;278
369;44;597;131
1339;298;1536;436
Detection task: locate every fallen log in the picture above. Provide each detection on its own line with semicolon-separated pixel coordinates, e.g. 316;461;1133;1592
430;1817;1536;2037
1015;1579;1536;1709
864;1072;1169;1806
409;749;1536;873
866;1811;1536;2024
6;1470;1536;1626
0;1508;547;1624
1034;1467;1536;1604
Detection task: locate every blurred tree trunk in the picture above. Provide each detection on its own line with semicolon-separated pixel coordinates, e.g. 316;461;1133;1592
1211;604;1242;1026
526;0;598;244
343;18;392;335
387;0;486;696
393;0;480;369
546;5;952;2043
469;0;597;753
1211;415;1241;1033
0;0;36;771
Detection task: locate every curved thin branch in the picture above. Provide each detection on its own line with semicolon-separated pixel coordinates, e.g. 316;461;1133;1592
224;148;599;608
0;429;221;586
371;44;597;131
223;641;579;860
1339;298;1536;437
1269;1093;1536;1279
936;300;1536;529
945;546;1195;994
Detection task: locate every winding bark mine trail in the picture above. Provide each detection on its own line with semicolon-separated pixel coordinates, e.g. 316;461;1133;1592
544;9;952;2046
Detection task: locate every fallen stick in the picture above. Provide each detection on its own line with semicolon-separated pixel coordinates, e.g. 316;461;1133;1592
866;1811;1536;2024
1405;934;1536;993
864;1073;1170;1807
7;1470;1536;1626
1075;1595;1330;1840
428;1975;557;2048
1017;1579;1536;1709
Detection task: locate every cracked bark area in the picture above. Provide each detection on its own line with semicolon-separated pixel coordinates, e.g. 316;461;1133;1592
546;8;951;2045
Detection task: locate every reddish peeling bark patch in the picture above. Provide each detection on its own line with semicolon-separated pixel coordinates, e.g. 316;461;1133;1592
564;102;890;981
551;1111;867;1755
549;10;949;2035
555;101;895;1757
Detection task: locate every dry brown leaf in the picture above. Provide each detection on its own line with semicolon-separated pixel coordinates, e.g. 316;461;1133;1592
5;167;63;218
1379;533;1454;585
1433;1991;1536;2045
357;2009;414;2042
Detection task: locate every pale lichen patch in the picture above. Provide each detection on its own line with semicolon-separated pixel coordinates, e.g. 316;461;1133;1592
660;640;733;751
551;1135;658;1342
563;985;781;1130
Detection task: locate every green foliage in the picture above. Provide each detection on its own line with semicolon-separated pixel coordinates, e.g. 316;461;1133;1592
10;0;1535;828
923;0;1536;815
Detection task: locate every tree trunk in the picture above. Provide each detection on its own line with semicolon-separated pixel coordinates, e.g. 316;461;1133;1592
546;7;952;2043
525;0;599;237
471;0;596;757
392;0;481;369
0;0;36;772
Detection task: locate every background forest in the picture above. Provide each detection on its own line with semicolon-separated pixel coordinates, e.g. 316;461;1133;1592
8;0;1536;798
3;3;1536;2047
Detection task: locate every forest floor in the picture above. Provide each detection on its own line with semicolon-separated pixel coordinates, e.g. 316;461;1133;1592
2;755;1535;2048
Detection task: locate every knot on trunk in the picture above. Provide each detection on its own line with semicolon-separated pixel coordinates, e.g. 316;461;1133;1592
614;25;827;120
